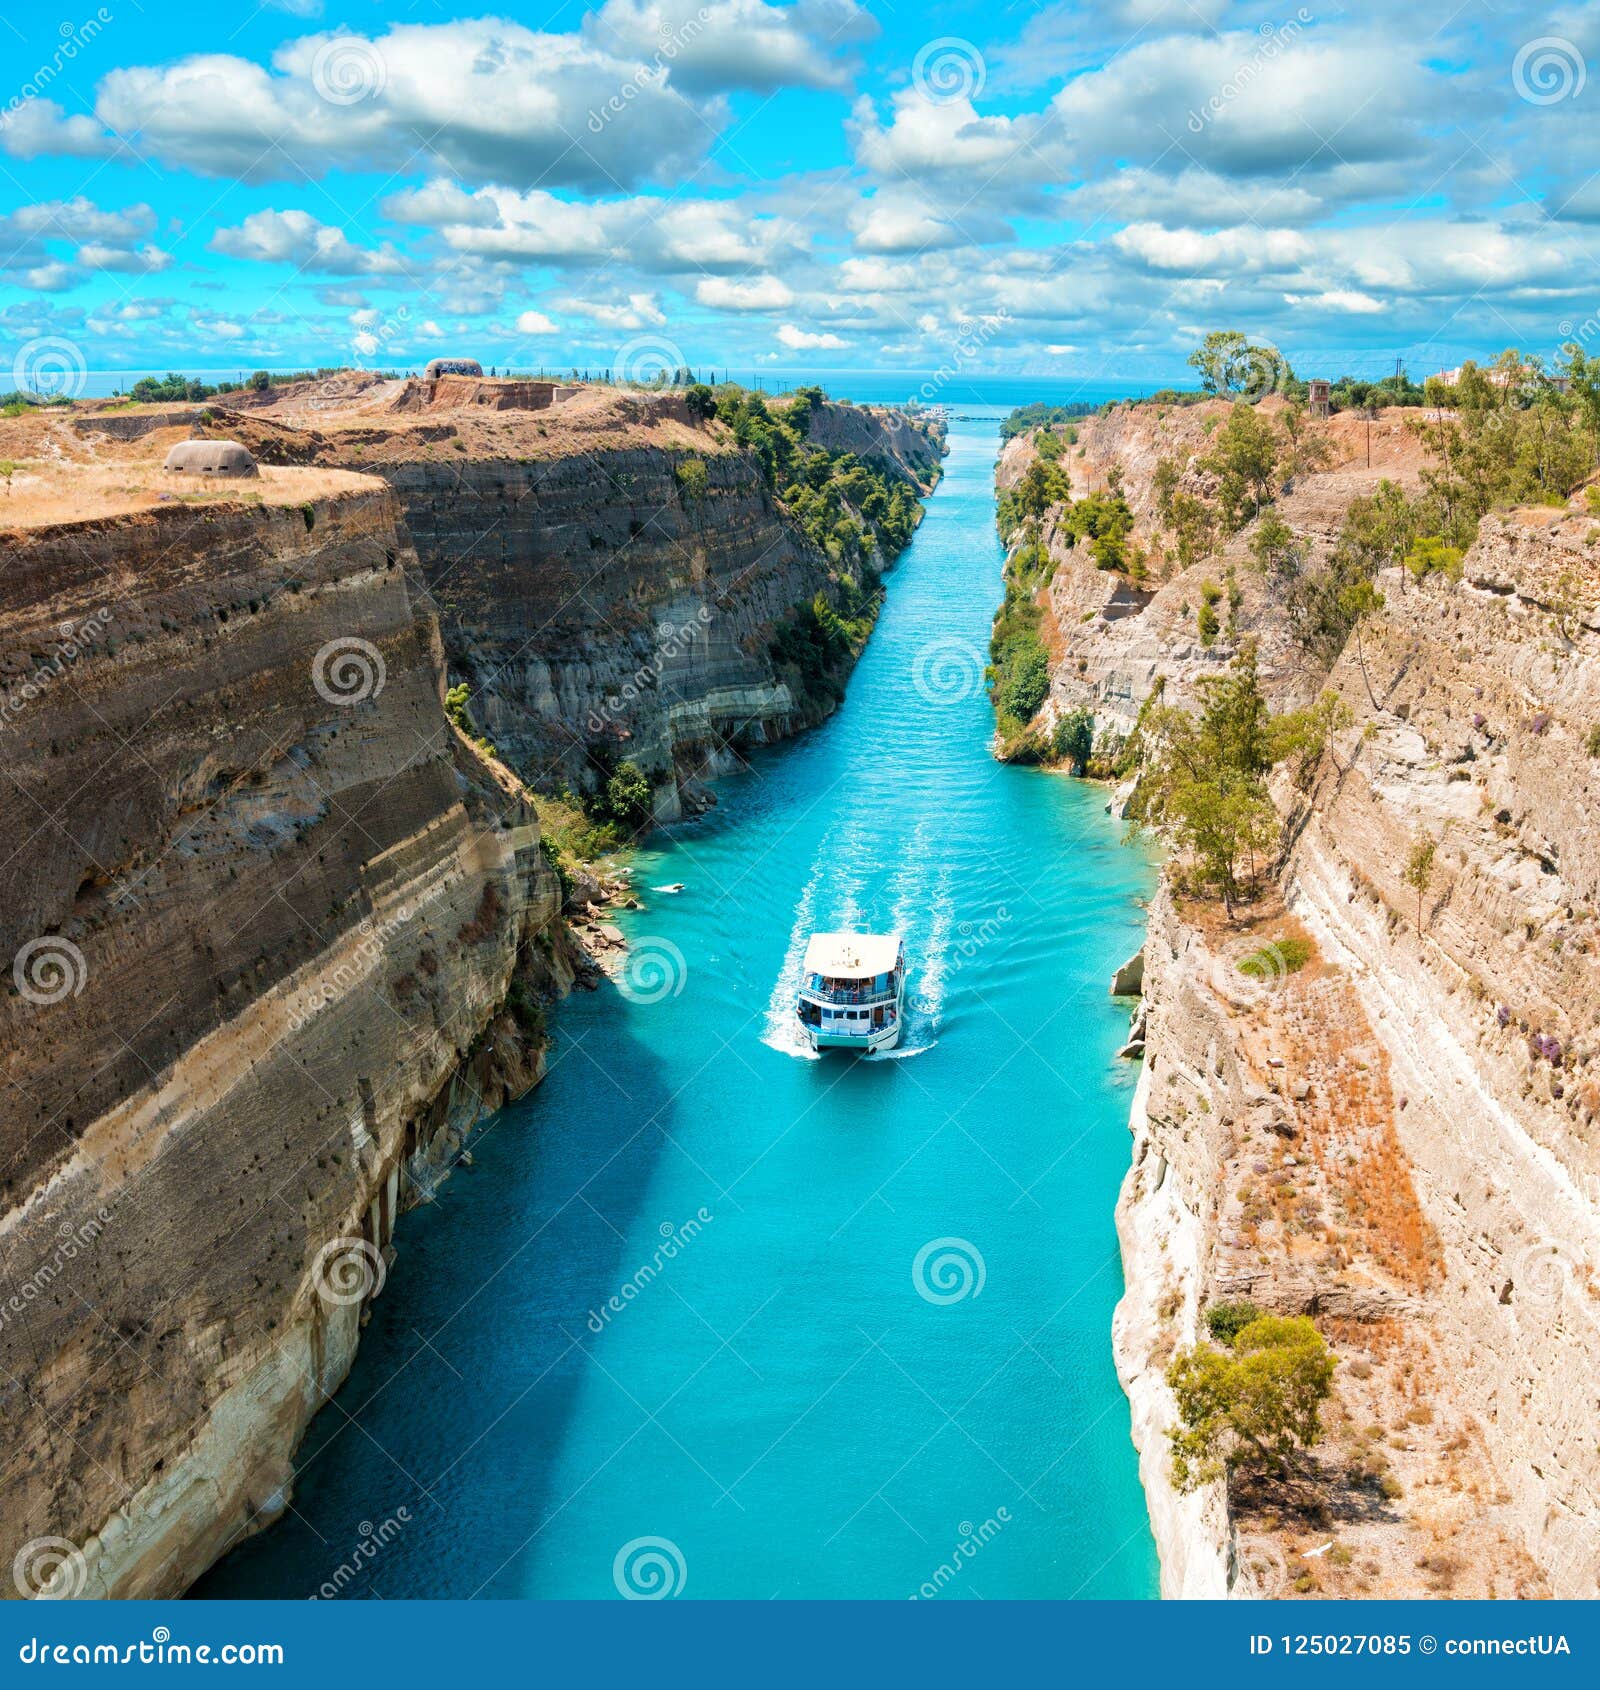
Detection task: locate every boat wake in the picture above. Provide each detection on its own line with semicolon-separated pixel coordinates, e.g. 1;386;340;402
763;816;953;1061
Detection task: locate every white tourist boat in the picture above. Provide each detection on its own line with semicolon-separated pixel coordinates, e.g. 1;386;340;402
796;931;905;1053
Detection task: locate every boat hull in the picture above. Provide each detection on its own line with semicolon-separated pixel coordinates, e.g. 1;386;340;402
809;1021;901;1054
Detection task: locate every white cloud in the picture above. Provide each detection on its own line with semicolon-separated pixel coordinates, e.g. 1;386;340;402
90;20;721;191
516;310;559;334
0;99;113;160
586;0;877;94
210;209;406;275
564;292;667;329
77;242;173;275
777;323;849;349
1283;289;1386;315
695;275;794;310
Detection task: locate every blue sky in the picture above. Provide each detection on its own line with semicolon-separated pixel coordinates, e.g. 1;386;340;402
1;0;1596;385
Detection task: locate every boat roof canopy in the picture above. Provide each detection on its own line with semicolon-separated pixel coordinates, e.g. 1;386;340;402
803;931;901;978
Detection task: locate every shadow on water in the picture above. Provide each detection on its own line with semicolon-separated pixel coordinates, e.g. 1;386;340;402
194;983;682;1599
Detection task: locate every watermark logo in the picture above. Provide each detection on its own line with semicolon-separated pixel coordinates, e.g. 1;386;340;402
617;937;688;1005
1510;1238;1581;1309
312;636;386;707
911;637;985;705
309;1508;412;1599
0;10;113;141
311;34;387;105
910;1509;1011;1598
912;1237;985;1305
13;1536;87;1599
1238;341;1292;401
950;909;1011;973
614;335;687;386
1;608;114;731
1513;37;1585;105
585;606;713;735
586;1210;714;1333
912;38;986;103
588;7;712;132
612;1535;686;1599
311;1235;387;1307
0;1208;114;1333
13;936;87;1005
1187;11;1312;133
1200;937;1294;1011
12;336;88;401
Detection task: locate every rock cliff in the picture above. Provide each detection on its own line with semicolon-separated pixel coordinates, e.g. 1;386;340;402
221;383;943;820
1002;401;1600;1598
0;455;575;1597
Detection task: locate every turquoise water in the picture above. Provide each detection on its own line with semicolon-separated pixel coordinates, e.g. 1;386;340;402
197;417;1160;1601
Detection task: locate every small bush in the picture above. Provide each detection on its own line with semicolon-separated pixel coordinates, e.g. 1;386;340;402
1204;1300;1262;1346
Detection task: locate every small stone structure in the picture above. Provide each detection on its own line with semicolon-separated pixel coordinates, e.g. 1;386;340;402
1308;378;1331;418
163;439;259;478
424;358;483;381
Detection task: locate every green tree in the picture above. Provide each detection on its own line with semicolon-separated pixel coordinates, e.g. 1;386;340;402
1198;403;1279;530
1129;644;1278;914
1248;509;1303;580
685;383;716;421
998;644;1051;723
1403;833;1437;929
1188;331;1253;396
1166;1315;1336;1491
602;760;654;830
1052;708;1095;773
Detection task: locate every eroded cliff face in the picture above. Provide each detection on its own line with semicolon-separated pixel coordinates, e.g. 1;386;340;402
0;469;571;1597
1002;402;1600;1597
998;401;1431;737
224;384;942;820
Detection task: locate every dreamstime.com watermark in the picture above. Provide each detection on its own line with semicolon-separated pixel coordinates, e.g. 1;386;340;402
0;11;113;137
909;1508;1012;1598
0;610;114;730
17;1629;284;1665
284;876;461;1033
308;1508;412;1599
586;606;712;735
588;9;713;133
586;1209;713;1332
1187;11;1313;132
0;1209;113;1333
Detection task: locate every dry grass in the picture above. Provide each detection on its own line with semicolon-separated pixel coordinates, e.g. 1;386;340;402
0;453;378;530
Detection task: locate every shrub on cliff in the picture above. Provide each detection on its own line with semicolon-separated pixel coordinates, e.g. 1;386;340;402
1166;1314;1335;1491
1051;708;1095;774
675;456;710;502
685;383;717;422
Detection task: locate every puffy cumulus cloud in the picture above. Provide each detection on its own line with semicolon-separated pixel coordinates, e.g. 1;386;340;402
845;187;1013;254
0;197;165;293
695;275;794;310
563;292;668;329
1112;222;1314;275
777;323;848;348
516;309;560;334
0;98;114;160
209;209;407;275
1051;28;1435;181
1282;288;1386;315
586;0;876;94
92;20;716;191
386;180;801;275
850;91;1068;196
76;242;173;275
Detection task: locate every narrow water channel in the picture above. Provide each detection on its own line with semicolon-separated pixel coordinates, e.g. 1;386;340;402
198;413;1160;1601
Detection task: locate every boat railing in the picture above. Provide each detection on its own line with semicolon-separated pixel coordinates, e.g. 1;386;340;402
801;983;898;1007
